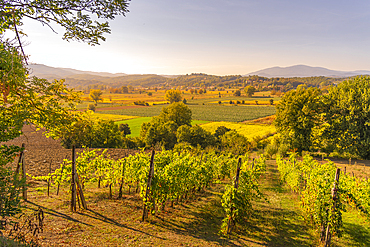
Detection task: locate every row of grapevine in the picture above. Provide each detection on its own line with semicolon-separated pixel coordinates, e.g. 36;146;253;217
31;148;267;234
276;153;370;245
220;155;266;235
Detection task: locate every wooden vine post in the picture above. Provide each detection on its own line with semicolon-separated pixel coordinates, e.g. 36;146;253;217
16;143;27;201
227;157;242;234
71;145;77;212
324;168;340;247
118;159;126;199
142;150;155;222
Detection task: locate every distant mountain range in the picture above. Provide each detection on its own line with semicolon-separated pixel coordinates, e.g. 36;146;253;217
245;65;370;78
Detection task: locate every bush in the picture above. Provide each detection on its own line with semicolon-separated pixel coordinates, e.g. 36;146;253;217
87;103;96;112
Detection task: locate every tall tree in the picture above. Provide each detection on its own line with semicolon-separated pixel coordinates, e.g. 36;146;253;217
323;76;370;158
90;89;103;104
165;89;182;103
274;87;322;153
0;0;130;218
244;86;256;97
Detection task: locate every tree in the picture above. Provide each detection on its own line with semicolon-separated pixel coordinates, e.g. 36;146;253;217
233;89;241;97
274;87;322;153
54;112;122;148
88;103;96;112
1;0;130;46
140;102;192;149
90;89;103;104
322;76;370;158
244;86;256;97
121;86;129;93
0;0;130;218
177;125;215;148
119;123;131;136
157;102;192;127
164;89;182;103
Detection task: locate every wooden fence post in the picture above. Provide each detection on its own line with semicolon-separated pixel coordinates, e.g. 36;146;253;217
324;168;340;247
71;145;77;212
21;153;27;201
15;143;25;175
227;157;242;234
142;150;155;222
47;161;52;197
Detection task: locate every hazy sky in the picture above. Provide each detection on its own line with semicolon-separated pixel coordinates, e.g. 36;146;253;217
15;0;370;75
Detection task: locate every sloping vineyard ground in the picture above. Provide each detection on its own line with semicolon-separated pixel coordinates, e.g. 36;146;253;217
3;127;370;246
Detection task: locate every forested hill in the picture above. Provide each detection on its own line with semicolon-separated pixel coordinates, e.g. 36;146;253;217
166;73;345;90
29;64;346;91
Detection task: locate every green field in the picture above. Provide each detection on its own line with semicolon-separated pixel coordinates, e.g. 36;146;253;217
116;117;209;137
99;104;276;122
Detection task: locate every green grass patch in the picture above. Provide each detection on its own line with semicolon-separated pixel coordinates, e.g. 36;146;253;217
116;117;210;137
100;104;276;122
116;117;152;137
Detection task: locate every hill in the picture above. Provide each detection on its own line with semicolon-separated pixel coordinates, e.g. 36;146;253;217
245;65;370;78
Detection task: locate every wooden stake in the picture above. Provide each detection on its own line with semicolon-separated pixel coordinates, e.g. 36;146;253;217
15;143;25;175
227;157;242;234
21;154;27;201
76;176;87;210
324;168;340;247
47;161;52;197
118;160;126;199
71;146;77;212
142;150;155;222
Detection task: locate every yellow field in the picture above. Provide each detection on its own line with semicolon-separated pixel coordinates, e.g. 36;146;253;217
201;121;276;140
92;113;137;121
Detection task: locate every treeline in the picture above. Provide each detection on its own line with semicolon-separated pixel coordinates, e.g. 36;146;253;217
63;72;346;93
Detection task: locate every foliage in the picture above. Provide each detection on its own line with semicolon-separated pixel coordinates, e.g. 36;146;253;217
157;102;192;127
220;130;250;155
176;125;215;149
220;155;266;235
87;103;96;112
0;41;79;217
274;87;322;153
322;76;370;159
50;111;122;148
276;154;349;240
164;89;182;103
233;89;241;97
89;89;103;104
0;0;130;45
244;86;256;97
119;123;131;136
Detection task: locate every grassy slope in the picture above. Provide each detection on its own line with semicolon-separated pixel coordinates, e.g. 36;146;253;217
13;159;369;246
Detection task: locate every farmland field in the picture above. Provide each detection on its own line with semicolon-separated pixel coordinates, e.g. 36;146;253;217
115;117;210;137
201;122;276;140
99;104;276;122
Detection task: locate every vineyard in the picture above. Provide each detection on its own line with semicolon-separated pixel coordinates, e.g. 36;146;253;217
1;128;369;246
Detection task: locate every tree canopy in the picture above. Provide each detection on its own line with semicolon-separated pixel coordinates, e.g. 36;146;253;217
164;89;182;103
0;0;130;218
0;0;130;45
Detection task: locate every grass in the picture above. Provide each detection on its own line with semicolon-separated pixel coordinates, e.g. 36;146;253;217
99;104;276;122
115;117;210;137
